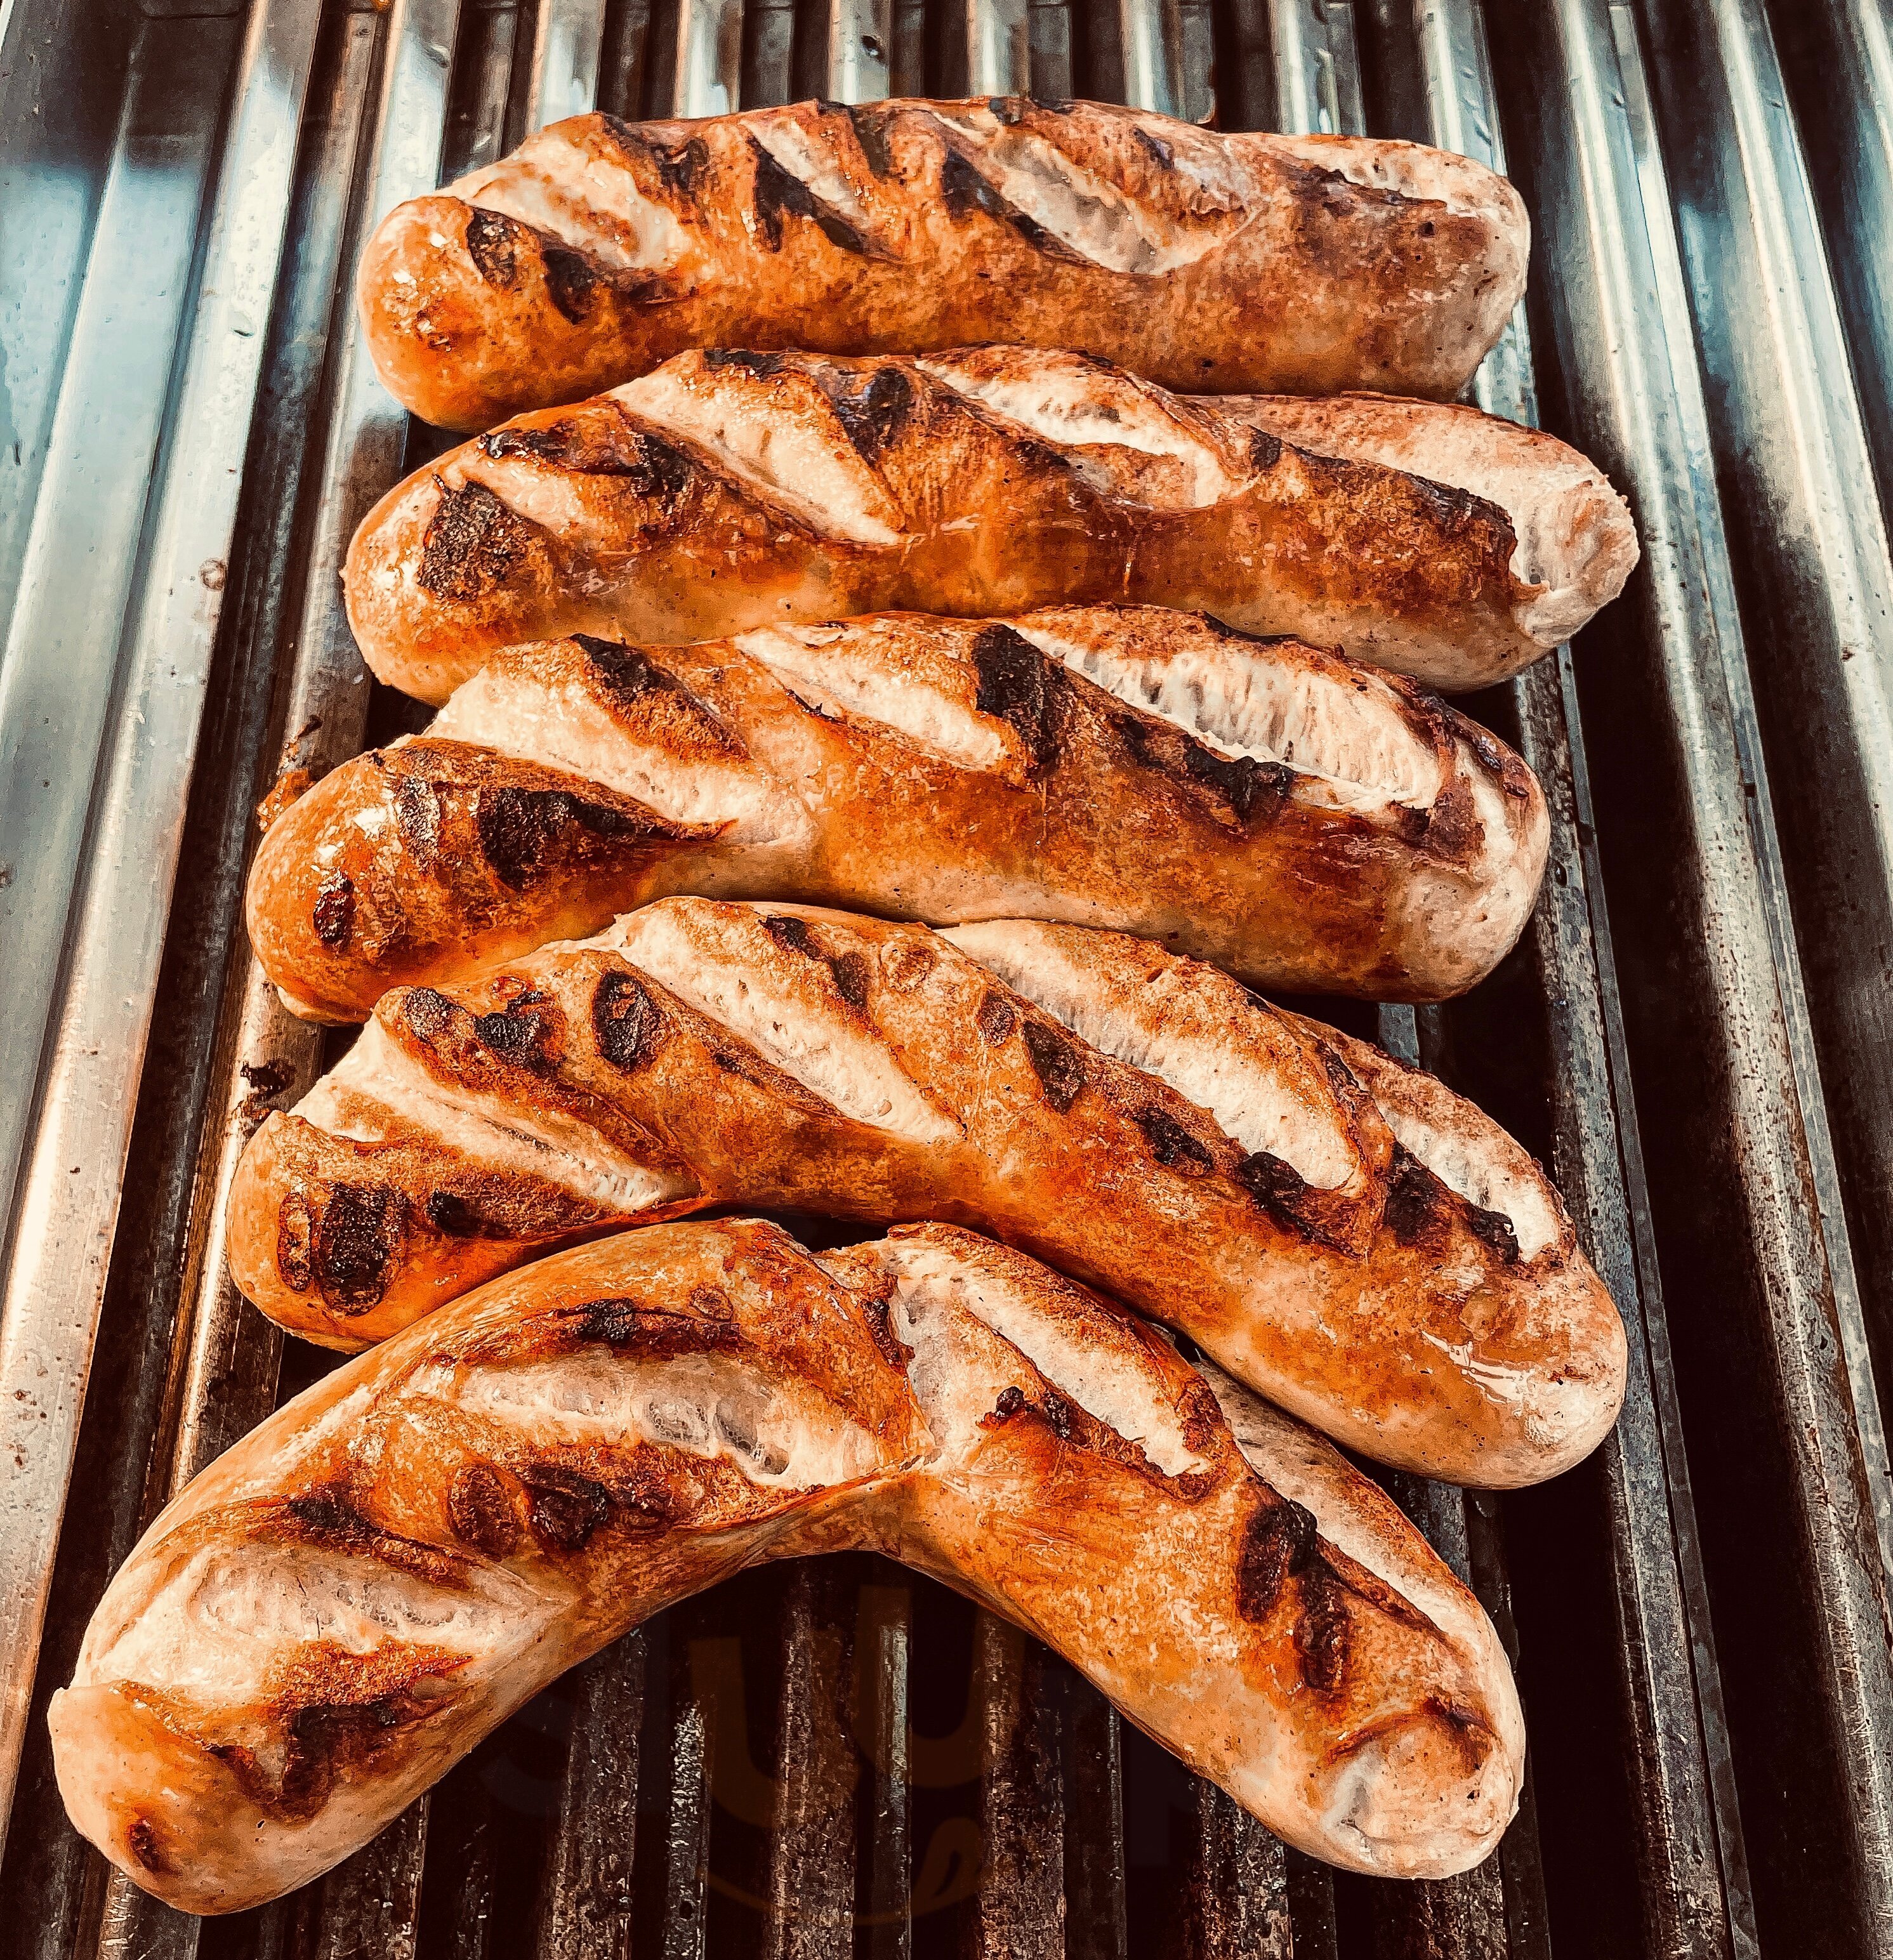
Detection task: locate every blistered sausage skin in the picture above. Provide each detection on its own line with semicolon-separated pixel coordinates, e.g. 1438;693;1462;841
343;346;1639;704
359;97;1530;430
247;606;1550;1023
53;1219;1525;1912
226;903;1627;1486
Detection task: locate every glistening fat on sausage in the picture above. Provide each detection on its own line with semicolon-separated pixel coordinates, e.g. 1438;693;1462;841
246;606;1550;1023
225;902;1627;1487
342;346;1639;703
358;96;1531;430
53;1218;1526;1912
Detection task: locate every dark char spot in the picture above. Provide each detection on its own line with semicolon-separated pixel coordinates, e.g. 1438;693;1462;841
748;135;869;253
1465;1202;1522;1263
448;1464;519;1556
975;990;1016;1046
520;1464;612;1551
574;635;687;704
1133;126;1174;166
1383;1145;1446;1246
1136;1106;1213;1175
1118;713;1293;823
312;871;354;949
313;1184;404;1313
704;346;788;378
1236;1497;1317;1624
830;950;871;1009
972;624;1066;776
276;1194;313;1293
593;968;666;1072
426;1190;482;1237
478;423;571;464
938;148;1067;255
847;102;897;178
1041;1390;1073;1440
762;913;821;959
1248;427;1283;473
1022;1020;1085;1112
393;771;440;863
1234;1150;1314;1237
417;478;532;601
989;1383;1027;1421
463;206;524;288
126;1819;163;1872
541;245;600;322
476;786;638;890
821;365;914;463
472;990;558;1073
1295;1565;1350;1693
574;1289;737;1355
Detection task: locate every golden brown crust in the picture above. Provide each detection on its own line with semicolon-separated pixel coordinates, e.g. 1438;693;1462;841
341;348;1637;703
54;1220;1523;1911
358;99;1529;430
246;608;1549;1022
226;902;1626;1486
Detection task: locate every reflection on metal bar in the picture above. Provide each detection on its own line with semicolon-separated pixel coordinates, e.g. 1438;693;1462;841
1637;0;1893;1510
828;0;893;102
1116;0;1180;114
526;0;609;127
81;15;392;1952
0;34;237;1255
1268;0;1363;137
673;0;744;115
0;0;322;1846
1415;4;1758;1954
966;0;1030;93
1776;1;1893;523
1513;0;1893;1944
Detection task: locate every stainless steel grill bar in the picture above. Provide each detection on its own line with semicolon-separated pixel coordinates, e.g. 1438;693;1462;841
0;0;321;1843
526;0;609;123
673;0;746;114
1413;4;1755;1954
826;0;893;100
1494;0;1893;1947
1630;0;1893;1497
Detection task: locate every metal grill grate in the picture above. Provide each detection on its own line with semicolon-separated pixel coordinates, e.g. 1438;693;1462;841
3;2;1892;1954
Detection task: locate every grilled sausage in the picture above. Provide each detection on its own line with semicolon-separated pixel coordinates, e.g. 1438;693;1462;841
343;346;1639;702
247;606;1550;1022
226;903;1627;1486
358;96;1530;430
53;1218;1525;1912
